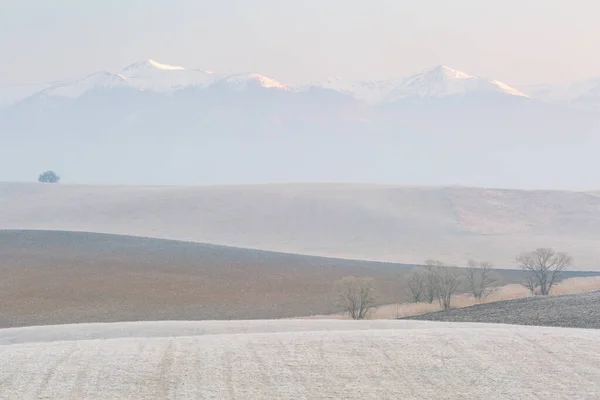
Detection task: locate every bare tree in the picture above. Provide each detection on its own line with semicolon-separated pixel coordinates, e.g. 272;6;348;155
465;260;501;302
407;269;426;303
436;268;462;310
421;260;462;310
517;248;572;296
336;276;376;320
424;260;443;304
522;275;539;296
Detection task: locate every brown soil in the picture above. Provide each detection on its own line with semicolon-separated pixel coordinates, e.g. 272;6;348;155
0;230;596;328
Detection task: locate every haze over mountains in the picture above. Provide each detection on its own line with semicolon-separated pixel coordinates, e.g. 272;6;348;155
1;60;599;188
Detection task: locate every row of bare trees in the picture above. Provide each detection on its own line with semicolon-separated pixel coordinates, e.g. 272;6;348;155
336;263;475;320
407;260;484;310
336;248;572;319
408;249;572;306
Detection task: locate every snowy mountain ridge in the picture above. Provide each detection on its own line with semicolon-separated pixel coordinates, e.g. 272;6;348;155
37;59;218;99
6;59;600;111
382;65;530;102
123;59;186;72
520;78;600;111
39;71;131;99
120;59;216;92
17;60;531;105
216;73;289;91
306;65;530;104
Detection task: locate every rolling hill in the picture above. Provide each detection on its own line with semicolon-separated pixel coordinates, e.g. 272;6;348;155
1;182;600;269
4;229;595;328
0;229;418;327
0;320;598;399
0;231;597;327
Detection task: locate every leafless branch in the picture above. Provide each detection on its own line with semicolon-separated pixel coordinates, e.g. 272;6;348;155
465;260;501;302
522;275;539;296
407;269;426;303
424;260;444;304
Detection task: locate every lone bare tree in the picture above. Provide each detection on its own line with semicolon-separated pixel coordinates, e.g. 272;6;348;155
465;260;501;302
517;248;572;296
435;268;462;310
336;276;376;320
407;269;426;303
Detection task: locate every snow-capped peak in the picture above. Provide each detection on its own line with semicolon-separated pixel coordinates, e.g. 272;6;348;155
383;65;529;102
299;66;528;104
120;59;216;92
216;73;288;91
147;59;185;71
122;59;186;72
26;59;217;100
423;65;473;80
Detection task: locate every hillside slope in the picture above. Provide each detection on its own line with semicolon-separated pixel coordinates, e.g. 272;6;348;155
1;182;600;269
0;230;420;327
404;291;600;329
0;320;599;399
1;230;596;327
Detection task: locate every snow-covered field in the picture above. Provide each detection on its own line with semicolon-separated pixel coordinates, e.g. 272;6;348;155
2;182;600;269
0;320;598;399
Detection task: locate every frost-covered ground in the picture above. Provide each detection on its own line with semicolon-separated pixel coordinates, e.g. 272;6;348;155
0;320;598;399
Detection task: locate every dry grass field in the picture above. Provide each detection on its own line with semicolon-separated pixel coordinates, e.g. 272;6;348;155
308;276;600;320
373;276;600;319
0;230;597;328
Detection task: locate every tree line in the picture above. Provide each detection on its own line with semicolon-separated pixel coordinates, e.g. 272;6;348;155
336;247;573;320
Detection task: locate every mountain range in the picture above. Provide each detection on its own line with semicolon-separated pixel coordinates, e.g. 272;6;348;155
1;60;599;187
3;59;599;108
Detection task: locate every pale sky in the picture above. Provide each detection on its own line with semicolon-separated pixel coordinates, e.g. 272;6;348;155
1;0;599;86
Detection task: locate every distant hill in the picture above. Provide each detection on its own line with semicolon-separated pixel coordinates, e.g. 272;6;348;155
1;182;600;269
